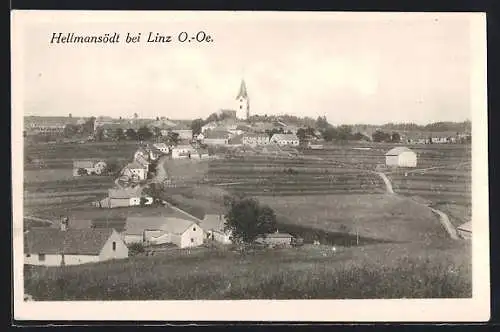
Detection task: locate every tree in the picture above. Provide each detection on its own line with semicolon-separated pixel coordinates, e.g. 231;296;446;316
152;127;162;142
391;132;401;143
95;127;105;141
77;168;88;176
137;126;153;141
104;159;121;175
125;128;137;140
83;117;96;134
322;127;339;142
223;196;277;244
337;125;353;141
191;118;204;135
372;130;391;143
133;113;138;119
296;128;307;141
166;131;180;145
316;116;330;130
63;124;79;138
114;128;125;141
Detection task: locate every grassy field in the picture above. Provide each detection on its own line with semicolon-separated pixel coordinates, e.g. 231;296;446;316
24;141;139;170
24;239;471;300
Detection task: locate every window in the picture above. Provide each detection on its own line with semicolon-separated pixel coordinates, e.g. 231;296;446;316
38;254;45;261
112;242;116;251
193;227;196;232
191;238;194;243
26;254;31;258
240;105;242;109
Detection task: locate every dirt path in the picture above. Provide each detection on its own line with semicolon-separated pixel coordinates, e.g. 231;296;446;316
369;170;459;240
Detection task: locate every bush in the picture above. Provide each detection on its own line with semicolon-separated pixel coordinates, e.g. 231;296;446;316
128;242;145;256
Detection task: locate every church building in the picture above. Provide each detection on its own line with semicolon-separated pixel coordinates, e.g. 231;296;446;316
236;80;250;120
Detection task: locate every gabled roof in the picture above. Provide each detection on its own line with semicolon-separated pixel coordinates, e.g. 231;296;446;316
153;143;168;150
385;147;415;156
265;232;293;238
236;80;248;100
125;217;198;235
24;228;115;255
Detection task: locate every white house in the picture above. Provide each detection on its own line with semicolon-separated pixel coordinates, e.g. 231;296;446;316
171;145;196;159
24;226;128;266
124;216;204;248
122;160;148;180
98;187;152;208
457;221;471;240
385;147;417;168
153;143;169;154
73;159;107;176
270;133;300;147
199;214;232;244
256;231;294;247
201;121;217;133
242;133;270;146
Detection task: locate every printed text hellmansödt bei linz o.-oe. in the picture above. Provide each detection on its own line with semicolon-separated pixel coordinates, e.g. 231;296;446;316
50;32;121;44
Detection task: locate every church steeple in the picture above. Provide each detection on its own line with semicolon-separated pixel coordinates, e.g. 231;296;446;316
236;79;248;100
235;79;250;120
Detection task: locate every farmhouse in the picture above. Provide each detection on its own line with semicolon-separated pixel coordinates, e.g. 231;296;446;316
242;133;270;146
199;214;232;244
203;131;230;146
201;121;218;133
270;133;300;147
73;159;107;176
457;221;471;240
256;231;294;247
124;216;204;248
385;147;417;168
24;225;128;266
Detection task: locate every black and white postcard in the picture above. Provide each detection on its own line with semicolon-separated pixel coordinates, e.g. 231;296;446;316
11;10;490;322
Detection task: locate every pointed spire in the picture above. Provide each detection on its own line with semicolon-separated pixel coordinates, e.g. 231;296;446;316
236;79;248;100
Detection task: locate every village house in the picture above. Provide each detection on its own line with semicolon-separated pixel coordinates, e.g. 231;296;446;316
203;131;230;146
122;160;148;181
199;214;232;244
153;143;169;154
195;133;205;142
242;133;270;146
256;231;294;247
270;133;300;147
124;216;204;248
97;187;153;208
385;147;418;168
171;144;196;159
73;159;107;176
24;223;128;266
457;221;471;240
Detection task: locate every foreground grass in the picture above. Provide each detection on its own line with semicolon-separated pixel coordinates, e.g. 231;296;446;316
25;240;471;300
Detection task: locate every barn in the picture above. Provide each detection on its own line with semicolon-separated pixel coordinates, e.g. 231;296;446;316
385;147;417;168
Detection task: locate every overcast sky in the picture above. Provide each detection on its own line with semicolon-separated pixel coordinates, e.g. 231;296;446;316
16;12;479;125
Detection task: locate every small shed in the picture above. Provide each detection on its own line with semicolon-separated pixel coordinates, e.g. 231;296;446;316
385;147;417;168
256;232;294;247
457;221;471;240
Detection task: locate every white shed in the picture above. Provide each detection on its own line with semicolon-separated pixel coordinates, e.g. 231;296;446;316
385;147;417;168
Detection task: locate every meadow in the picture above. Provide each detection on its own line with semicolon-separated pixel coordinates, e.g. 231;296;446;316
24;239;471;300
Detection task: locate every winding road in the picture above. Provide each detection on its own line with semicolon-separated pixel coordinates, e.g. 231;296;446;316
369;170;460;240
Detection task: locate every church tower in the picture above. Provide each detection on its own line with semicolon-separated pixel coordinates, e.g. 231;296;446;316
235;79;250;120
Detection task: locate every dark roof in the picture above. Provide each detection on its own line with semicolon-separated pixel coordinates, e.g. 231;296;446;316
24;228;115;255
266;232;293;238
236;80;248;99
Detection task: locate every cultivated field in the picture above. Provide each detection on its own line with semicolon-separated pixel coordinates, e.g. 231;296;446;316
24;239;471;300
